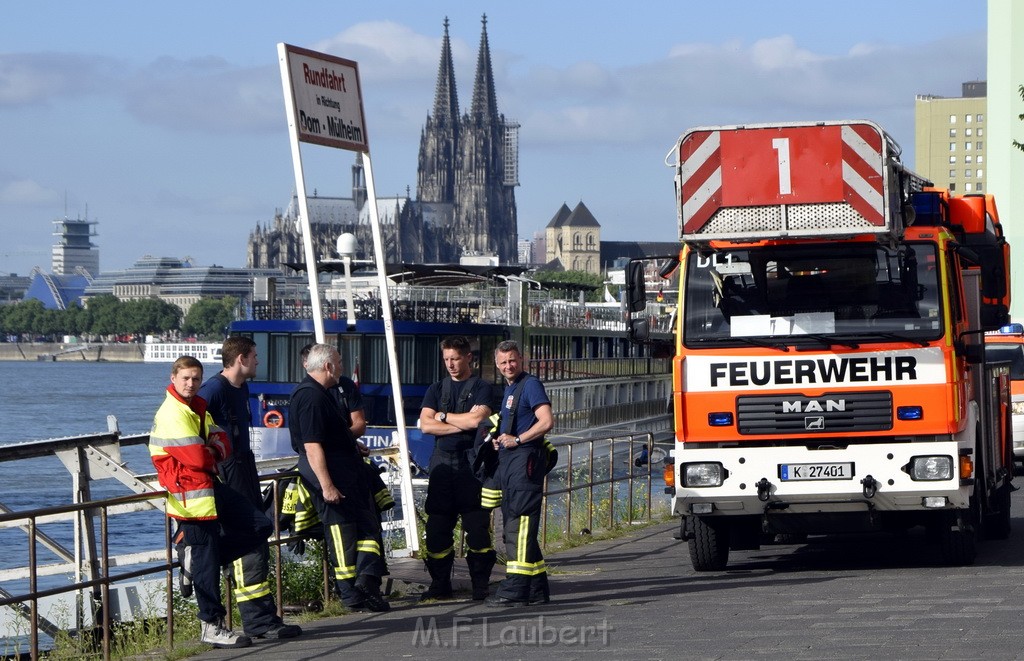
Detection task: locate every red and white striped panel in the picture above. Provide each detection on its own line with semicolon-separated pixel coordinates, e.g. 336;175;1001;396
839;123;885;227
678;130;722;236
677;122;886;236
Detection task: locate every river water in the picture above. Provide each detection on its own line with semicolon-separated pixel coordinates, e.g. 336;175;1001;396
0;361;174;444
0;362;196;582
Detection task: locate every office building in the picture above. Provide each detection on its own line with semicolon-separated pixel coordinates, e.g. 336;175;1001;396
914;81;987;194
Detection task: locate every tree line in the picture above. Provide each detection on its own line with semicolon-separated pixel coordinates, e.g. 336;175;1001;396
0;295;238;342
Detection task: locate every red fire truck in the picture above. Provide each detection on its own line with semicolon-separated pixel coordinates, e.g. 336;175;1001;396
627;120;1013;569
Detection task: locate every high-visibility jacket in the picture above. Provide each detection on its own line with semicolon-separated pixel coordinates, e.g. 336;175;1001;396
149;385;231;521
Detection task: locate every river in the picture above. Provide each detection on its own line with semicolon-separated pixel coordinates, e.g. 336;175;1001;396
0;362;201;579
0;361;175;444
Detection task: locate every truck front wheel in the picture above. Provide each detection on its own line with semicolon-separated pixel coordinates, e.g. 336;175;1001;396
938;504;978;566
688;517;730;571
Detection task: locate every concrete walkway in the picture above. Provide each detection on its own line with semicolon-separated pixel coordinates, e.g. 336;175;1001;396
185;519;678;660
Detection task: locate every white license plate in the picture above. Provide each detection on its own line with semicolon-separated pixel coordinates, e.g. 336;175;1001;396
780;462;853;481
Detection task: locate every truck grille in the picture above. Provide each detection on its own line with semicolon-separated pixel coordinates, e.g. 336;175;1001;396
736;391;893;435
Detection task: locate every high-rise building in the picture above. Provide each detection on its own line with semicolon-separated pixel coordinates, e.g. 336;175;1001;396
914;81;988;194
51;216;99;277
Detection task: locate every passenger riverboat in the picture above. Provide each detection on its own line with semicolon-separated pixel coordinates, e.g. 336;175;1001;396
229;263;674;469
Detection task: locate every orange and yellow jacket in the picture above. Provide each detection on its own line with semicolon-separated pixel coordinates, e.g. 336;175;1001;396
149;385;231;520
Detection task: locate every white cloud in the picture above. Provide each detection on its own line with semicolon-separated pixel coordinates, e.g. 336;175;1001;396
0;53;116;106
0;178;60;205
510;30;985;163
313;21;456;82
748;35;823;70
121;56;281;133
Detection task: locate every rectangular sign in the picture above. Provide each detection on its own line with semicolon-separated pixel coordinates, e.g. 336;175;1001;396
720;125;845;207
279;43;369;151
685;347;947;392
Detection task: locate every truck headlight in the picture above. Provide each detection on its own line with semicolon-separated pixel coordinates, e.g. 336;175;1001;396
908;455;953;481
682;462;725;487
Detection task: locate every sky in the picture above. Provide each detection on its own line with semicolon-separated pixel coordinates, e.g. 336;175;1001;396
0;1;988;276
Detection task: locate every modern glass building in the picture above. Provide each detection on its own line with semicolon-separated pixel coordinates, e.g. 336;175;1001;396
84;256;284;315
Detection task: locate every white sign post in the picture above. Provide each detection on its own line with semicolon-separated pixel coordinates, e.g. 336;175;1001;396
277;43;417;554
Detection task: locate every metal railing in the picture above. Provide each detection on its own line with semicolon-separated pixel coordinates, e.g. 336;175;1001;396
540;433;669;550
0;430;671;659
0;489;171;660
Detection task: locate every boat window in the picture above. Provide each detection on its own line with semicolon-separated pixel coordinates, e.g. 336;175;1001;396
270;333;292;382
338;335;361;384
364;336;389;384
249;332;269;381
683;242;942;346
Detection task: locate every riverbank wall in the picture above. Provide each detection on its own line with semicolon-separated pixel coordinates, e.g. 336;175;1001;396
0;343;145;362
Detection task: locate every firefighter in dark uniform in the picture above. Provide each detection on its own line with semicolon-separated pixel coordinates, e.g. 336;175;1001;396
289;343;390;611
419;336;496;600
486;340;555;608
198;336;301;639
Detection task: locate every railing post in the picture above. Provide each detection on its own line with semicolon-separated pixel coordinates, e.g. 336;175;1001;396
587;440;595;534
565;443;574;543
100;507;111;661
608;437;615;529
165;514;174;653
29;517;38;660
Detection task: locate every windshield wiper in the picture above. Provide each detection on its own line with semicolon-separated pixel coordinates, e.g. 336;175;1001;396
727;337;791;352
689;337;791;352
836;332;930;347
790;334;860;349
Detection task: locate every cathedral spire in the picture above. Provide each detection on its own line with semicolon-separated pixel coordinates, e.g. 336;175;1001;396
468;14;499;123
431;17;460;125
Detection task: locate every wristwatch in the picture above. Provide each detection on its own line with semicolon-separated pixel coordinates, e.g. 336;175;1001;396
514;436;522;445
439;412;447;422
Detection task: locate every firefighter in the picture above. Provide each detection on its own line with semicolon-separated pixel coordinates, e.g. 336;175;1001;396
199;336;302;639
289;344;390;611
418;336;496;600
149;355;271;648
486;340;555;608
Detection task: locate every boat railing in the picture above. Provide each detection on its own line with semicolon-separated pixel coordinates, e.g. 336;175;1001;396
532;356;672;383
247;284;673;334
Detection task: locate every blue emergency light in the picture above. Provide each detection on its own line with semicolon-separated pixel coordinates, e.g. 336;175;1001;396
708;412;734;426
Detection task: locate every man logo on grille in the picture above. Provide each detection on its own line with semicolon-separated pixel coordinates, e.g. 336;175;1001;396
805;416;825;430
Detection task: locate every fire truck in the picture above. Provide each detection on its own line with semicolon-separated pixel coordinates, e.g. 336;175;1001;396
626;120;1013;569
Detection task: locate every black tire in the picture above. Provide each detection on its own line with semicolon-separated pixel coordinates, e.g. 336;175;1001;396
688;517;730;571
939;507;978;566
984;483;1012;540
773;533;808;545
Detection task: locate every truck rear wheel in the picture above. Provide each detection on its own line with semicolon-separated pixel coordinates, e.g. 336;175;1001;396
688;517;730;571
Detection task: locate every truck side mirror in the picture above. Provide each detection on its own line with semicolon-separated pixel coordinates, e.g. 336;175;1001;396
626;261;647;312
628;317;650;343
955;330;986;364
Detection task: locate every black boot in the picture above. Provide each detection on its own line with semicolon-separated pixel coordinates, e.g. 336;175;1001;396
420;555;454;601
354;575;391;612
528;572;550;605
466;550;496;601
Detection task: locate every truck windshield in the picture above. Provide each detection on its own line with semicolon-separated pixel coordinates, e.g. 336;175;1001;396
683;242;942;346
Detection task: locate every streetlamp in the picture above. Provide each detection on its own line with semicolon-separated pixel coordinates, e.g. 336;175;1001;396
336;232;357;330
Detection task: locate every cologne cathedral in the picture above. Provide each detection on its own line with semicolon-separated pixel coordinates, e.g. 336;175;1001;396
247;16;520;268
